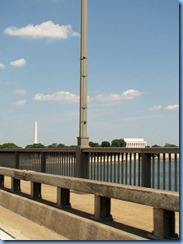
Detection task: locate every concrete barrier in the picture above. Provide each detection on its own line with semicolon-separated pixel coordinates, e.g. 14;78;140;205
0;190;146;240
0;167;179;240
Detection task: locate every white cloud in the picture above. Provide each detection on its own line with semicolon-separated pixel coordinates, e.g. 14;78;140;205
164;104;179;110
72;32;80;37
149;105;162;111
0;63;5;69
34;89;142;104
10;58;26;68
4;21;80;40
149;104;179;111
14;100;27;106
34;91;79;103
13;89;27;95
95;89;142;103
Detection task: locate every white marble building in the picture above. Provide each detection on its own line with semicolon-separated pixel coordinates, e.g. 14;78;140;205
124;138;147;148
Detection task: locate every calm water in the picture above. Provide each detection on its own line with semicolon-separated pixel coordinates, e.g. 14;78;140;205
44;159;179;192
12;154;178;192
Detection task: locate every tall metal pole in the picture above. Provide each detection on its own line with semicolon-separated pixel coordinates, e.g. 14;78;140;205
77;0;89;147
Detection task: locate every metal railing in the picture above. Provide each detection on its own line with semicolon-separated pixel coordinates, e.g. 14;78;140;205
0;147;179;191
84;147;179;191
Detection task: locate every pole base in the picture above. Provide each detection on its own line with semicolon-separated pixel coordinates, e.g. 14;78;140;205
77;137;89;147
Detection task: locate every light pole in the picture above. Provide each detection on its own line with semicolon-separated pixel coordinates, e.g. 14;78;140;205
77;0;89;147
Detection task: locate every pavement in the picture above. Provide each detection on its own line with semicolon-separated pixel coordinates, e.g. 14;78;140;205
0;176;179;240
0;205;68;240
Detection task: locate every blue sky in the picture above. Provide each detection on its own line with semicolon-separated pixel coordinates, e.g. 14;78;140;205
0;0;179;147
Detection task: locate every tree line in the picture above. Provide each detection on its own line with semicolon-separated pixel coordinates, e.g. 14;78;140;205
0;140;178;149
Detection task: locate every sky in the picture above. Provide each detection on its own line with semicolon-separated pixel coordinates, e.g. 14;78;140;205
0;0;179;147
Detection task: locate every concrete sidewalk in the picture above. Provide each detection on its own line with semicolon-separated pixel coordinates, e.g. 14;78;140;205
0;205;68;240
0;177;179;240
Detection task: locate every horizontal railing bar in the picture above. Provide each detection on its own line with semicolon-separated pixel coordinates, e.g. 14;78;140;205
82;147;179;154
0;148;77;153
0;167;179;212
0;147;179;154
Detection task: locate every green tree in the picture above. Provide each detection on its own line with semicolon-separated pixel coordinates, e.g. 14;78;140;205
70;145;77;148
0;142;21;149
89;141;99;147
111;139;126;147
101;141;111;147
152;144;161;147
48;143;58;148
164;143;178;147
57;143;65;148
25;143;45;149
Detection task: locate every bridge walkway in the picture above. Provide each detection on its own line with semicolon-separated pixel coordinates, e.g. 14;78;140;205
0;205;68;240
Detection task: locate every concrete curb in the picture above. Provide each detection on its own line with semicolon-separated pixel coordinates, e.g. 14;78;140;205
0;190;147;240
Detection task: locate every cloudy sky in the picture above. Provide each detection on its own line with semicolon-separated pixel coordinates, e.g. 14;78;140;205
0;0;179;147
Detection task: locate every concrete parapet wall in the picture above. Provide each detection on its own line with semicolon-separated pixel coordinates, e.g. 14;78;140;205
0;190;146;240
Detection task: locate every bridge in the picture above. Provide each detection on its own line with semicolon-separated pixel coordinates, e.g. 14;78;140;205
0;0;179;239
0;147;179;240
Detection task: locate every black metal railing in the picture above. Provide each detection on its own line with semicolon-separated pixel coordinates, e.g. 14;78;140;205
0;147;179;191
45;151;76;177
83;147;179;191
0;149;76;177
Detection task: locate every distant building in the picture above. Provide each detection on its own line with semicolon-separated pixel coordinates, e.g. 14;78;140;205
124;138;147;148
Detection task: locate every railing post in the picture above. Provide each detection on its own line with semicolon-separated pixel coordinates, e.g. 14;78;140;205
41;152;46;173
30;182;42;199
0;175;4;188
92;195;113;221
76;147;89;178
11;178;21;192
15;151;19;169
12;151;21;192
57;187;71;208
149;208;178;240
141;153;151;187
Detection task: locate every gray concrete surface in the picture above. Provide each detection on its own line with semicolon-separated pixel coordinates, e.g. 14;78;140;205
0;205;68;240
